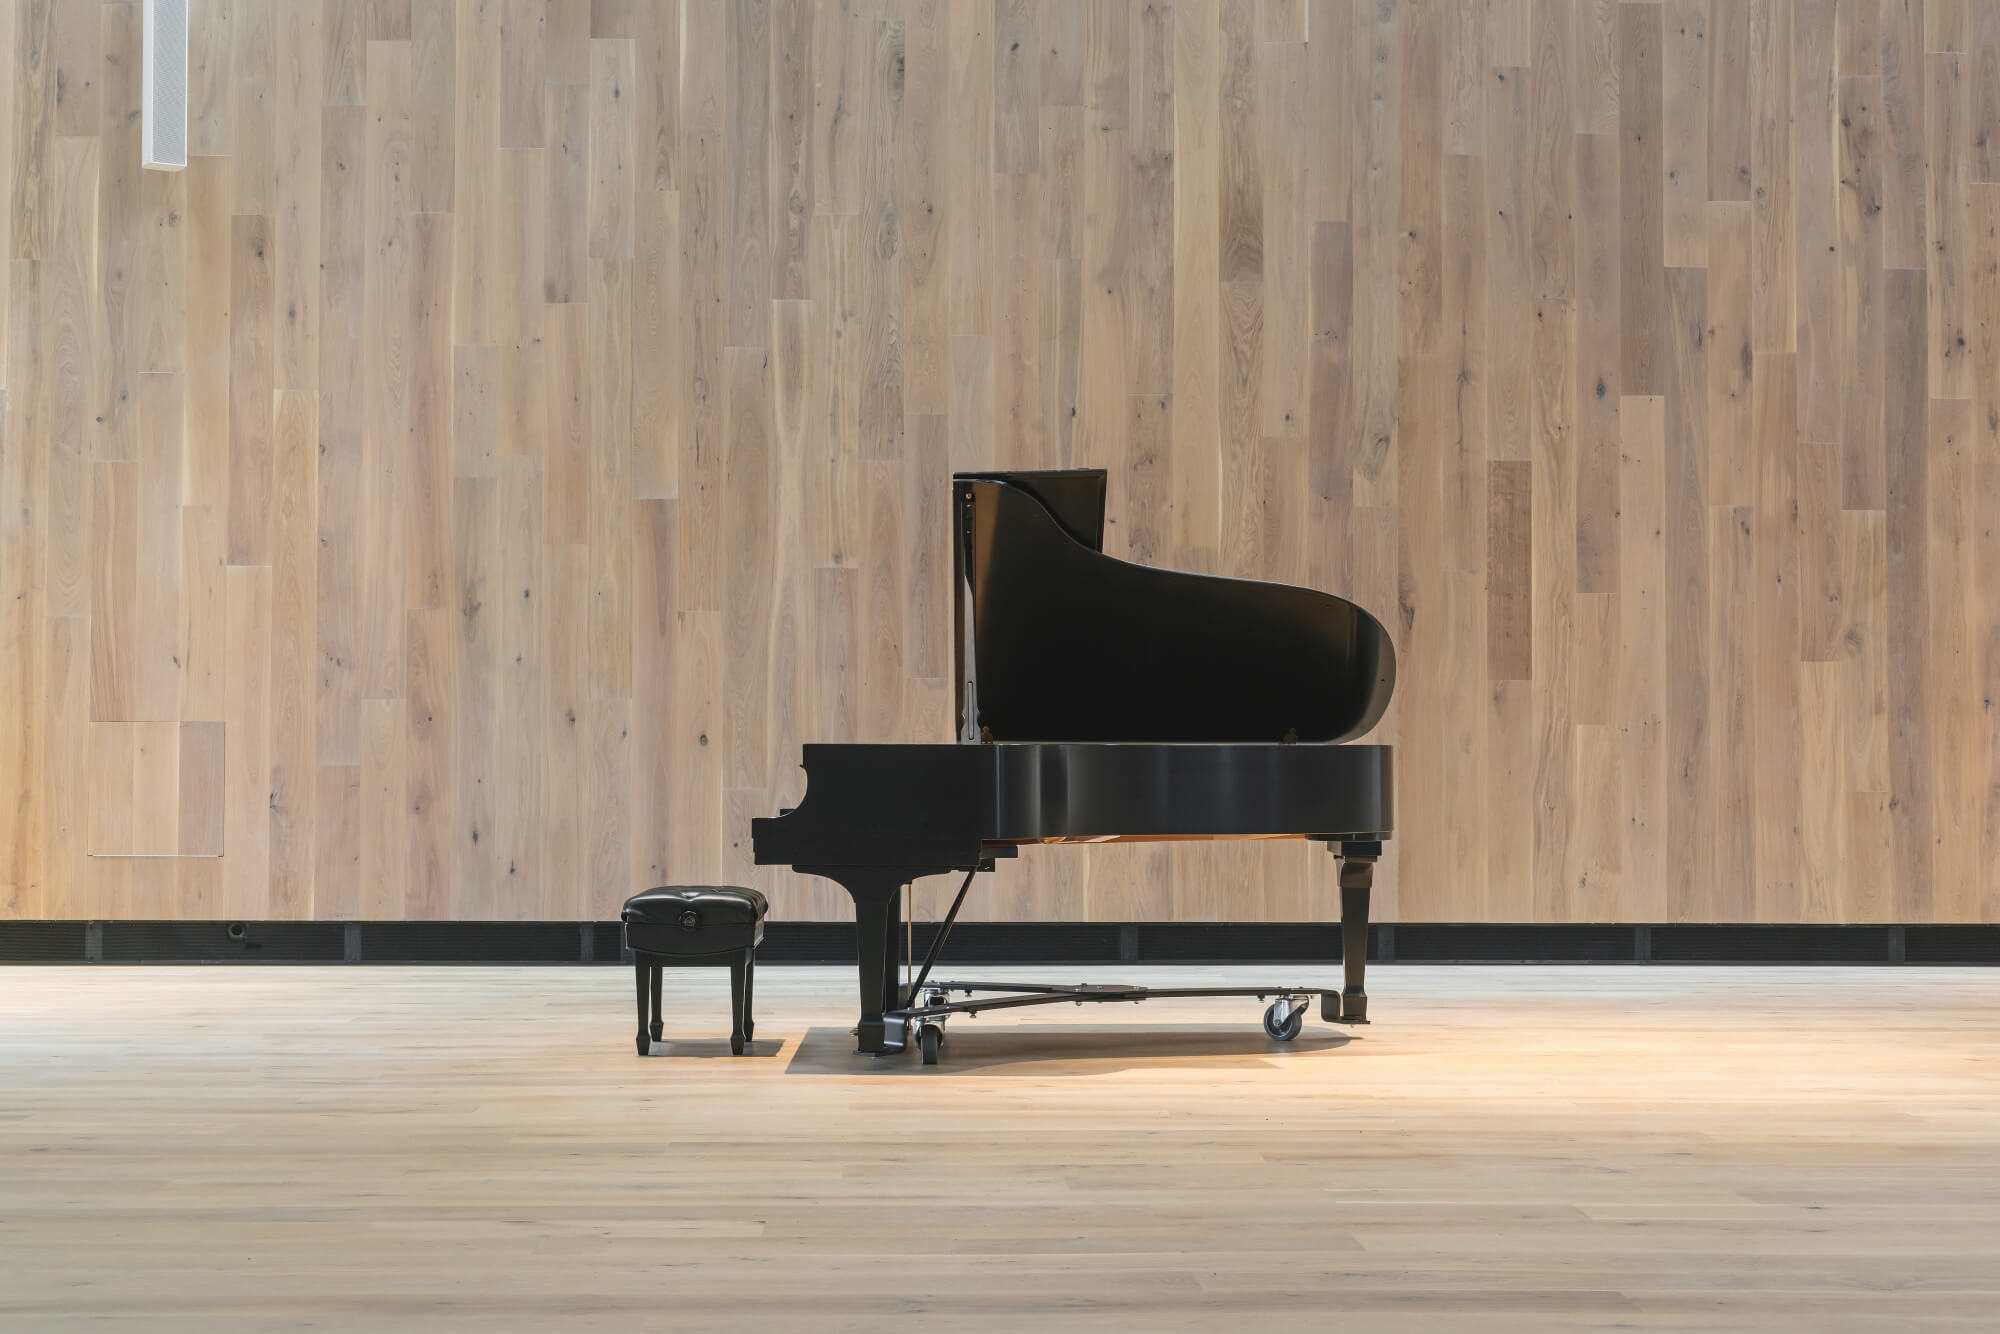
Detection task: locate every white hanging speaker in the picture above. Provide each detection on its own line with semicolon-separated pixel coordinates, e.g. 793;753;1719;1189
141;0;190;171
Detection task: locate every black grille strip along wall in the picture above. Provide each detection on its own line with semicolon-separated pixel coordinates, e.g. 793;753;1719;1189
3;922;1999;965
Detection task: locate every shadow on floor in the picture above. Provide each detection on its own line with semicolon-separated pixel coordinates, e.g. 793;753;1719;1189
640;1036;787;1059
781;1023;1355;1076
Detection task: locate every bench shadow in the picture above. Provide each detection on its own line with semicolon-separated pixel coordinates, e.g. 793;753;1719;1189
642;1036;787;1059
783;1023;1353;1076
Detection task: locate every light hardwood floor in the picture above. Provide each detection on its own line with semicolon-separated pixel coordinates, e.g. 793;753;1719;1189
3;965;1998;1331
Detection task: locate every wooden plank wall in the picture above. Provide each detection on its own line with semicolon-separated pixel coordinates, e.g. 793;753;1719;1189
1;0;1996;924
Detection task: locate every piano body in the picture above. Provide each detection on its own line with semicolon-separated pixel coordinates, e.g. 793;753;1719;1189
752;470;1396;1058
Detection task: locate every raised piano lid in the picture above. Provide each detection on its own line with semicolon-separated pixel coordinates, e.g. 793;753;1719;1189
953;470;1397;746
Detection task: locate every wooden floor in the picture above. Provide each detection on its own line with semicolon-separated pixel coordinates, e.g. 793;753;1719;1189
3;966;1998;1331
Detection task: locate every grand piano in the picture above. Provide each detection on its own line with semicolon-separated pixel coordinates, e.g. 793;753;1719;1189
752;470;1395;1058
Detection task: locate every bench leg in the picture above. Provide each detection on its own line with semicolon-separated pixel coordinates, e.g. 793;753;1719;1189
633;960;651;1056
728;959;748;1055
648;962;664;1041
741;950;756;1043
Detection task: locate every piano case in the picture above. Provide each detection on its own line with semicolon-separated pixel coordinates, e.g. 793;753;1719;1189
754;469;1395;1063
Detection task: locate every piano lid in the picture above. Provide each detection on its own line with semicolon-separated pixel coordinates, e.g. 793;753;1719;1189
953;470;1396;746
953;469;1108;553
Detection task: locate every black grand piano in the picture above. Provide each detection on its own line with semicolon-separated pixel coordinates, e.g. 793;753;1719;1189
752;470;1395;1060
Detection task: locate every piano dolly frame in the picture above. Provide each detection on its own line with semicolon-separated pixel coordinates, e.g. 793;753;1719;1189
881;839;1381;1065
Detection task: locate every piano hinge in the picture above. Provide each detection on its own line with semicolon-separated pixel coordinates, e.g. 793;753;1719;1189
979;725;995;744
1282;727;1298;744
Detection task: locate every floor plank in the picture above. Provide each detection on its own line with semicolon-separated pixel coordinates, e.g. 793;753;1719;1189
2;965;1997;1330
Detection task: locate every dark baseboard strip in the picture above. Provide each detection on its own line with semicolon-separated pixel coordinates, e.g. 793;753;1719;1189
0;920;87;962
4;920;1999;965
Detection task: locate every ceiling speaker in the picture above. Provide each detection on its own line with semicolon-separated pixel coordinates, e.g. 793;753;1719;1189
142;0;189;171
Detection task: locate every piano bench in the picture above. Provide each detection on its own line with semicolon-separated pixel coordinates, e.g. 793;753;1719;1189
621;886;769;1057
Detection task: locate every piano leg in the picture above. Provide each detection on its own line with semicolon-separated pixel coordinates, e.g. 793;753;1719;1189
835;869;913;1056
634;956;651;1055
886;893;908;1011
1336;841;1379;1023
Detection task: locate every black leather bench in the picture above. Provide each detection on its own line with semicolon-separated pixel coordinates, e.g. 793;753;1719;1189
622;886;767;1056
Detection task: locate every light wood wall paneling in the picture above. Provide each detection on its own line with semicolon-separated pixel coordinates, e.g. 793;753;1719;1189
268;390;317;919
404;606;452;921
1;0;1996;924
1978;180;2000;925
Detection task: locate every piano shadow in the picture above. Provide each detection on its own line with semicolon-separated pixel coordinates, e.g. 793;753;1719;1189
641;1037;787;1059
782;1024;1354;1077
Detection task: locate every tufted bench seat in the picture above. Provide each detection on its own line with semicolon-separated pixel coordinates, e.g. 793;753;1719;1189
621;886;768;1056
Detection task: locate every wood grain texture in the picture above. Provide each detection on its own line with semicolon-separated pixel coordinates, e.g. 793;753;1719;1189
0;1;1995;924
6;966;2000;1326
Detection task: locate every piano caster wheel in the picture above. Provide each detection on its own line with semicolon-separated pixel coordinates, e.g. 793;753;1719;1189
636;1033;651;1057
649;1020;663;1042
1262;1001;1304;1042
919;1024;944;1065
